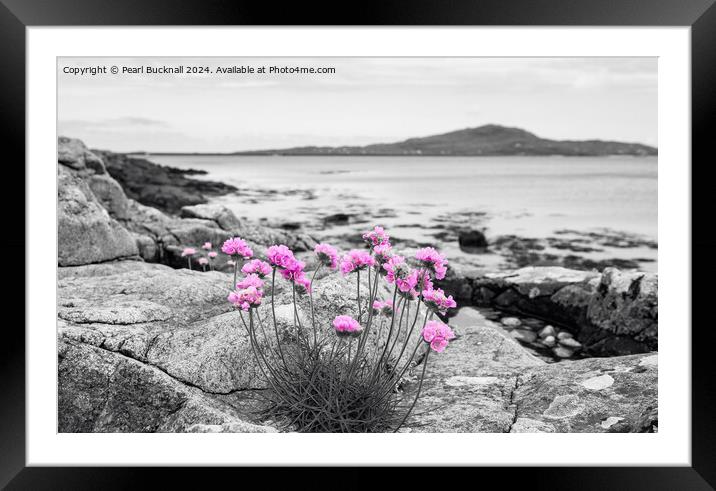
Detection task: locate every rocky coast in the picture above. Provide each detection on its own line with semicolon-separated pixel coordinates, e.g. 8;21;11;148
57;138;658;433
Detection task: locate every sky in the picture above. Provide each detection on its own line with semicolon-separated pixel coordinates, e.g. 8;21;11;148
57;57;657;153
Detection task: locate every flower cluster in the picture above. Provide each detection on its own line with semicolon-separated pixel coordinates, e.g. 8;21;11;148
383;255;409;283
422;288;457;314
225;225;457;433
332;315;362;338
222;237;254;259
362;225;390;248
373;243;393;266
228;273;264;312
314;243;339;270
279;258;306;281
181;247;196;257
340;249;376;275
237;273;264;290
241;259;272;278
415;247;448;280
421;320;456;353
382;256;418;297
266;245;296;269
265;245;312;294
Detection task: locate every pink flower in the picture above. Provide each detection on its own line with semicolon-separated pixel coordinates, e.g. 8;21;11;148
241;259;272;278
198;257;209;266
208;251;218;258
332;315;362;338
314;243;339;270
227;286;263;311
362;226;390;248
294;273;312;295
222;237;253;259
340;249;376;275
266;244;296;269
396;270;418;297
181;247;196;257
421;320;456;353
415;247;448;280
372;299;394;316
422;288;457;314
383;255;410;283
280;258;306;281
202;242;212;250
373;243;393;265
236;273;264;291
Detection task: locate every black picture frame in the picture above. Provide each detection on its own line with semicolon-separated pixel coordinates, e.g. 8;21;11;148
2;0;714;488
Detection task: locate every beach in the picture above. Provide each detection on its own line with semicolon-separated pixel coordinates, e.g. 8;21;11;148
145;154;658;274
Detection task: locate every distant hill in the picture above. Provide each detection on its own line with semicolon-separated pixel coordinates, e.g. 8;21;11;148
233;124;657;157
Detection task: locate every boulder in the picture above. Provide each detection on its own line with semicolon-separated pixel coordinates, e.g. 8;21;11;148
458;229;488;253
586;268;658;347
58;165;139;266
58;136;105;173
510;354;658;432
323;213;351;225
94;149;237;215
406;310;542;433
58;261;392;431
58;339;275;432
132;231;159;262
58;261;658;434
87;173;131;219
180;203;243;230
124;198;315;269
57;137;316;271
404;307;658;433
440;266;657;356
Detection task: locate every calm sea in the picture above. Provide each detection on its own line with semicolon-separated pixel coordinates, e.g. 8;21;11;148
146;155;658;273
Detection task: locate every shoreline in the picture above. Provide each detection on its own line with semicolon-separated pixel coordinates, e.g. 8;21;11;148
127;149;658;275
56;136;659;433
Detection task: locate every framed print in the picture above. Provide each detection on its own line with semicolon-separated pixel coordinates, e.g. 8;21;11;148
3;0;716;487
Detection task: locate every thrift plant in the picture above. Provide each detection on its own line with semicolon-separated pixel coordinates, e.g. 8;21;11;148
226;226;457;433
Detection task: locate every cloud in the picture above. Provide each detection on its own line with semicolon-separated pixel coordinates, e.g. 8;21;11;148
60;117;170;131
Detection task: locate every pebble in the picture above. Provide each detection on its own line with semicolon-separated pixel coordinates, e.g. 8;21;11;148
481;308;502;320
538;325;556;339
501;317;522;327
559;337;582;349
600;416;624;429
557;331;574;340
581;374;615;390
553;346;575;358
521;317;545;329
543;335;556;347
510;329;537;343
